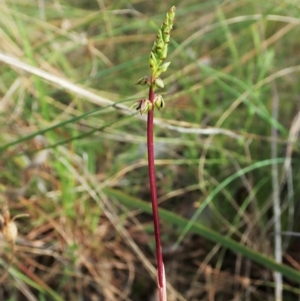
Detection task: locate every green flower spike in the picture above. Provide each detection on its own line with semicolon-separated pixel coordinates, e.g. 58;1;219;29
149;6;176;79
131;6;175;115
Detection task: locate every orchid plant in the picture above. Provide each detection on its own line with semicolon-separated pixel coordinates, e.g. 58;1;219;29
132;6;176;301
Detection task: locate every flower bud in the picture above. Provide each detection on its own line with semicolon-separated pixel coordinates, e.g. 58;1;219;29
154;77;164;89
164;34;170;43
168;6;176;22
158;62;170;73
149;52;157;68
156;30;163;42
160;45;168;61
156;40;164;53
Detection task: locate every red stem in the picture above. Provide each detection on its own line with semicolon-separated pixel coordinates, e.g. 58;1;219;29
147;83;164;288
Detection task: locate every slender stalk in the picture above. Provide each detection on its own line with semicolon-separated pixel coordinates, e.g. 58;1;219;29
271;82;282;301
147;81;164;289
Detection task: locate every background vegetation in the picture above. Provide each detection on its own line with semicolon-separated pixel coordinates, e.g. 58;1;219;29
0;0;300;300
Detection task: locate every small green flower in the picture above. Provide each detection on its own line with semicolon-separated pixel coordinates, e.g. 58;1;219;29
130;99;153;115
154;94;165;110
135;76;150;86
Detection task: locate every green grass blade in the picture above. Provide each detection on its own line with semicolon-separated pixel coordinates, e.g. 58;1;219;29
104;187;300;283
177;157;285;245
0;102;132;152
4;264;65;301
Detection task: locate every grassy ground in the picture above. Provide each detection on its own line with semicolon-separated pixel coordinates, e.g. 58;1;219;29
1;0;300;300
